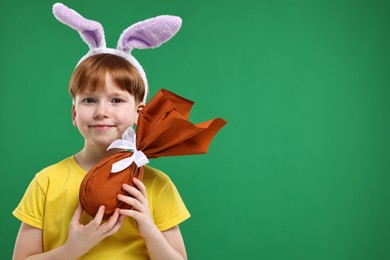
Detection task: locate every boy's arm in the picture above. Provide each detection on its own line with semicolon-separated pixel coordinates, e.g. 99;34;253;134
156;225;188;260
13;223;44;259
13;204;124;260
13;223;79;260
119;178;187;260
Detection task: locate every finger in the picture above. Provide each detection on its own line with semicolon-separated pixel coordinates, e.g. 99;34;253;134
117;194;143;212
119;208;142;220
132;178;147;198
122;183;146;205
99;208;119;234
70;203;84;226
104;212;125;237
105;208;120;229
118;213;126;223
87;205;105;230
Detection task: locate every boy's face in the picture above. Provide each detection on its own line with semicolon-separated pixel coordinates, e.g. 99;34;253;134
72;74;144;150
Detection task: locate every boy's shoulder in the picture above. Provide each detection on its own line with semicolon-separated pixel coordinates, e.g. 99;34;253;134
142;164;176;188
34;156;82;181
143;165;169;181
142;165;182;202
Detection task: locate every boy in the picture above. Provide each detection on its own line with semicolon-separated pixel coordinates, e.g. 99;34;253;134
13;4;193;258
12;53;190;259
13;3;190;259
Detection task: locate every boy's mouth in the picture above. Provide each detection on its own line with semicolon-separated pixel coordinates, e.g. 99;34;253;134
89;124;116;130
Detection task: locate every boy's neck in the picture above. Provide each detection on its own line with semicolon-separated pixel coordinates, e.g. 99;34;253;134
74;145;115;171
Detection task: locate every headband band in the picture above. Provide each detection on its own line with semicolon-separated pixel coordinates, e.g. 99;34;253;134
53;3;182;103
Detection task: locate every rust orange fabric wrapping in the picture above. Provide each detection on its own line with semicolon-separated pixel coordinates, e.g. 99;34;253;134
79;89;227;219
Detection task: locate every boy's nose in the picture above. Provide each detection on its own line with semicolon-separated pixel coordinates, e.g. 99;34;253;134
94;103;109;119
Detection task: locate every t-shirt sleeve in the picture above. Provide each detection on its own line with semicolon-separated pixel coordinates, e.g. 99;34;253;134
13;175;47;229
151;176;190;231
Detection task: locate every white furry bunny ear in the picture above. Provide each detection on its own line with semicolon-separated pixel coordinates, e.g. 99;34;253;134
117;15;182;52
53;3;106;49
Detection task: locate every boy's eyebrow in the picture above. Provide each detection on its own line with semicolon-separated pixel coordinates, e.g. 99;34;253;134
108;91;128;96
77;92;96;97
79;91;94;95
78;90;129;97
105;91;131;98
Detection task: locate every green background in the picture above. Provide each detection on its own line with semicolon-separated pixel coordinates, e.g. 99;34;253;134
1;0;389;259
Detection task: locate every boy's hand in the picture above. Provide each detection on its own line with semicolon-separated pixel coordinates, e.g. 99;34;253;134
65;204;125;257
118;178;158;238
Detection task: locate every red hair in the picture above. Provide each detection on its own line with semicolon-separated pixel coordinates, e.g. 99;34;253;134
69;54;145;103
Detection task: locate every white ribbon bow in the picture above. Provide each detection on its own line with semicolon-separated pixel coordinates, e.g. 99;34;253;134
107;127;149;173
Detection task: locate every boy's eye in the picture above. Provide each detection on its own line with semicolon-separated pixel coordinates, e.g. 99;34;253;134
82;98;95;103
112;98;123;103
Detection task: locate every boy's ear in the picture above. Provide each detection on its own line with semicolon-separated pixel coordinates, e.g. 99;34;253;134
135;102;145;125
72;104;77;127
137;102;145;113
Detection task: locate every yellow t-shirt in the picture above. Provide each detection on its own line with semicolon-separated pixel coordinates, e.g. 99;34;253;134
13;156;190;259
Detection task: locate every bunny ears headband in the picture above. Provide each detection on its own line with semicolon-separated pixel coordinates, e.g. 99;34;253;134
52;3;182;102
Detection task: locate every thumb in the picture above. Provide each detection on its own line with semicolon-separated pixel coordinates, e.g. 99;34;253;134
70;203;84;226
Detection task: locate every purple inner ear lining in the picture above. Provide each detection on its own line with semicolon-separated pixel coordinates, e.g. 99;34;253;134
82;30;102;48
124;36;152;48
